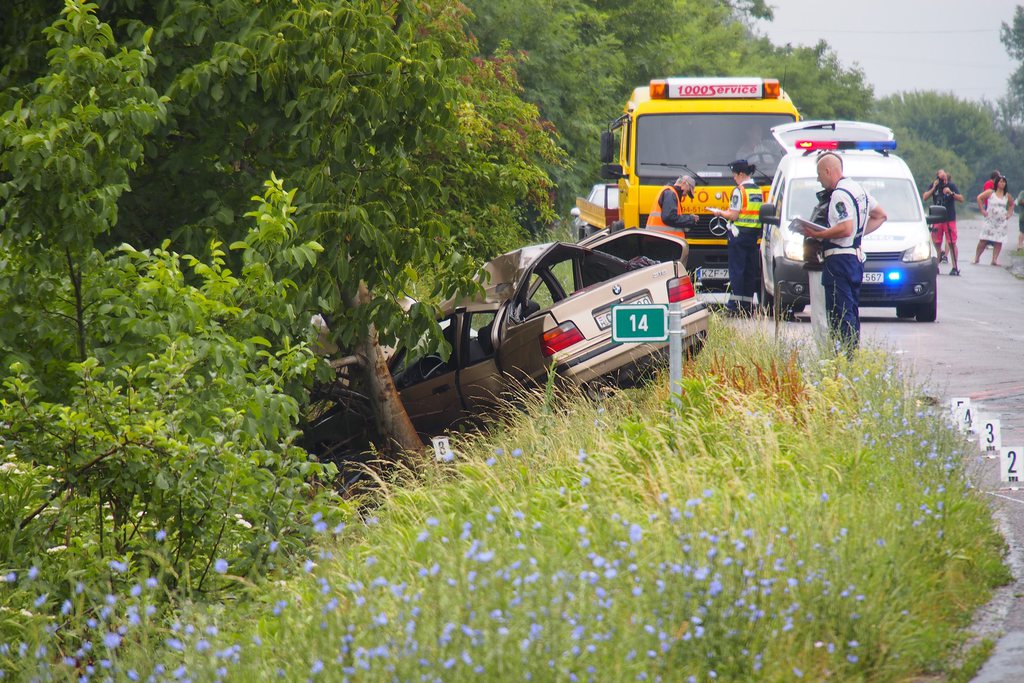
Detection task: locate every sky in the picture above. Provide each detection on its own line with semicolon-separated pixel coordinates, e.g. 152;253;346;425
752;0;1020;103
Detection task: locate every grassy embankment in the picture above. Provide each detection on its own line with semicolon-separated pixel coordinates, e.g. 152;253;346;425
9;319;1010;681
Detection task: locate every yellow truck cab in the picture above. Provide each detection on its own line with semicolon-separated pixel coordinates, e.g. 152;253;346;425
599;77;800;292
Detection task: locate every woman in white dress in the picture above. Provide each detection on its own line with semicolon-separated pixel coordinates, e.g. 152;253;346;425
975;175;1014;266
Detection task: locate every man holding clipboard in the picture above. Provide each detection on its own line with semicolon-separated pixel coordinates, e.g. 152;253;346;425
791;153;888;354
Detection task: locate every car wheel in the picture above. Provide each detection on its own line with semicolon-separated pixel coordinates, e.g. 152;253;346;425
915;297;937;322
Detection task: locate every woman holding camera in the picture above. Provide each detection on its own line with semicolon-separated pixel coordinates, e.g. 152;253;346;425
975;175;1013;266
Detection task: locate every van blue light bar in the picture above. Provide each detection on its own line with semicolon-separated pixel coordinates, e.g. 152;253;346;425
795;140;897;152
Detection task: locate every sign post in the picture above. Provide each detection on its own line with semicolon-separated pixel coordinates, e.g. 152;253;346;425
612;303;682;414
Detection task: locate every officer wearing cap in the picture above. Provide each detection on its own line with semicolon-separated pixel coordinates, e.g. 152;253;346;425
798;152;888;353
709;159;762;316
646;176;698;232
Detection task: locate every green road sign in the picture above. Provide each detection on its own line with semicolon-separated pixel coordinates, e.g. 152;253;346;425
612;304;668;342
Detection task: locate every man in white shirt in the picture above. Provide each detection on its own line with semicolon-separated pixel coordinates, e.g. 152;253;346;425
799;153;888;353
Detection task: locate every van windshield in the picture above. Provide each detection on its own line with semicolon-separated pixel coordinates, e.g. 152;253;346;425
785;177;923;223
635;113;796;182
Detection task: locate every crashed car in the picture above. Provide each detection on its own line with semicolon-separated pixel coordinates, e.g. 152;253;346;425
389;228;709;435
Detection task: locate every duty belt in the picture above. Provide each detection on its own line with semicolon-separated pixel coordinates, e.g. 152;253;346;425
822;247;860;258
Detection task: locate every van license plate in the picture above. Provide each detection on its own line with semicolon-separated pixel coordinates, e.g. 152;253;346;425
698;268;729;281
862;272;884;284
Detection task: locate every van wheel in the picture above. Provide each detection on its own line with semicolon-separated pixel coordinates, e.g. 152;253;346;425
759;278;775;316
915;298;937;322
895;305;916;319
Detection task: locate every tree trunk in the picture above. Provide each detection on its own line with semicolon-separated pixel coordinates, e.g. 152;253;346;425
351;283;423;454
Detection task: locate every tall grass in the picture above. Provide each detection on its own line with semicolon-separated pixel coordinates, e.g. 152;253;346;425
5;320;1009;681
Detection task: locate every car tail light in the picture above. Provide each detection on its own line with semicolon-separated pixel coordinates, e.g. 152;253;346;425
667;276;695;302
540;321;584;357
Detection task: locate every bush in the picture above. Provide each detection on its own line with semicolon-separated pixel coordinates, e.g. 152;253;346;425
0;178;344;646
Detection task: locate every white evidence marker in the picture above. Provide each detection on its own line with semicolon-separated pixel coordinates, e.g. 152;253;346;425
978;417;1001;456
431;436;454;462
1001;446;1024;483
950;397;969;425
953;400;975;434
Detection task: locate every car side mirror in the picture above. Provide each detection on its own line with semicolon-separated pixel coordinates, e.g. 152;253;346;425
570;207;581;218
600;164;624;180
759;202;780;226
600;130;616;164
926;204;948;225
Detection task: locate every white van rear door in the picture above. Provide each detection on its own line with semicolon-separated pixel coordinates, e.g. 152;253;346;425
772;120;894;151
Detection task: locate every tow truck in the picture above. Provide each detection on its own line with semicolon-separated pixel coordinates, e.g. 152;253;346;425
595;77;800;294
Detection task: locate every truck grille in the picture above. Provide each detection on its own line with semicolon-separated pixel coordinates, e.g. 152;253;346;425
864;251;903;261
641;214;729;242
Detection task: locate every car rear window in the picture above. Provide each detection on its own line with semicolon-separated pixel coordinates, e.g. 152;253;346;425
589;235;683;263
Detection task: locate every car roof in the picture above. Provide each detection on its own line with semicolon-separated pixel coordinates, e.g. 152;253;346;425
438;242;595;314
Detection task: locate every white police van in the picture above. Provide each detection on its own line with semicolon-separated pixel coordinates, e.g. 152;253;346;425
758;120;944;322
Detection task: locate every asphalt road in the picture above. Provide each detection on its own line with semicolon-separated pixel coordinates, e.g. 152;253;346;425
742;217;1024;680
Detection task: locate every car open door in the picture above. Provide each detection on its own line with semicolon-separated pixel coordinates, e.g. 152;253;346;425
392;316;462;436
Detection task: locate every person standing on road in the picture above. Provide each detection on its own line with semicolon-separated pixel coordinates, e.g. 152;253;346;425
984;170;1001;192
1016;186;1024;250
922;169;964;275
797;153;887;354
646;176;697;232
709;159;762;317
975;176;1013;266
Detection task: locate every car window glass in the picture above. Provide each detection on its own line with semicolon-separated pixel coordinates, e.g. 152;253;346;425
392;316;457;389
465;311;497;365
526;273;558;311
580;251;628;287
786;176;922;223
590;235;682;263
548;259;576;296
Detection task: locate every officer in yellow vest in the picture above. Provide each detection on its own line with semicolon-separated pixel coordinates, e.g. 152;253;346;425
709;159;762;316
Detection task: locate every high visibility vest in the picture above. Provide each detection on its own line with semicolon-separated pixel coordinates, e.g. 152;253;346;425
734;180;763;229
646;186;680;228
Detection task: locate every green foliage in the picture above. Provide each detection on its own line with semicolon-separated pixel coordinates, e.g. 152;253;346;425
0;0;165;247
464;0;875;208
0;178;342;638
16;322;1008;680
748;39;875;120
873;92;1010;194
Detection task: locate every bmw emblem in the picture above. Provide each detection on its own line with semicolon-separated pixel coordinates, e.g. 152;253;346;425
612;284;622;295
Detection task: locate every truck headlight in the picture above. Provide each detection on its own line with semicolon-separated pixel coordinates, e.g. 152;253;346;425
783;230;804;261
902;239;934;263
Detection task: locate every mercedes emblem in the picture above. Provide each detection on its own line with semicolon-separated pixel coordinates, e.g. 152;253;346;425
709;216;729;238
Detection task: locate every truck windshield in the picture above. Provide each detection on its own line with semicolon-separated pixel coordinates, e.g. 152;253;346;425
635;113;795;182
785;177;924;223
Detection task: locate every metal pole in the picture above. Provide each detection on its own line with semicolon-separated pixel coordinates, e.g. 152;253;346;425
668;301;683;414
808;270;829;350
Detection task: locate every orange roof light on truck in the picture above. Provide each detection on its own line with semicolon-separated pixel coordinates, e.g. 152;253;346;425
649;77;782;101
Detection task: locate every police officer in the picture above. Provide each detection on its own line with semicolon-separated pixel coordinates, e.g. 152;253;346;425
646;176;697;232
798;152;887;353
709;159;762;316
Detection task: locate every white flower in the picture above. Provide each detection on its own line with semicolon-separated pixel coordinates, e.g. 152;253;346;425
46;546;67;555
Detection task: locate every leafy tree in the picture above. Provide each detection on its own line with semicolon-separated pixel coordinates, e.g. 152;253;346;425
463;0;874;206
873;92;1009;194
2;0;562;452
747;39;874;120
